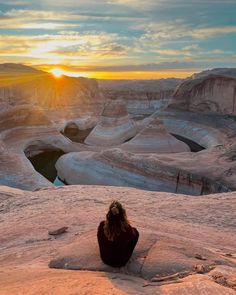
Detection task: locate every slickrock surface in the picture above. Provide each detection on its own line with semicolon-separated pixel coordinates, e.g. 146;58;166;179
121;118;190;153
85;101;137;146
0;185;235;294
56;109;236;194
55;147;233;194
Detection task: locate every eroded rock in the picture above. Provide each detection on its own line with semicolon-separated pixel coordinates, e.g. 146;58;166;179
48;227;68;236
121;118;190;153
170;75;236;115
85;101;137;146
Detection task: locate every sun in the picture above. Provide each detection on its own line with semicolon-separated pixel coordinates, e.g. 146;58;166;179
50;68;63;78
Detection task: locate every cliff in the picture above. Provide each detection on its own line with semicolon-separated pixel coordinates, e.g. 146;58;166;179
170;75;236;115
99;79;182;114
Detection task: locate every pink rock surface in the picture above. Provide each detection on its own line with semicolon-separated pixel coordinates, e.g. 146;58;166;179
121;118;190;153
0;185;235;294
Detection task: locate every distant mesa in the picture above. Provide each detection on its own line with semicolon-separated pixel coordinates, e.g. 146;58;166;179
0;63;43;73
0;63;104;110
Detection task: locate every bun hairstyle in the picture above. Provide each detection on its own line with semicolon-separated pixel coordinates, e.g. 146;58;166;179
110;205;119;215
104;201;130;241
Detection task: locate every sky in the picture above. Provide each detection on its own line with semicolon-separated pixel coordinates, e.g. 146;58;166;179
0;0;236;79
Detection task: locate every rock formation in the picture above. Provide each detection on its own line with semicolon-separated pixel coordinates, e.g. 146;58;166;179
85;101;137;146
170;75;236;115
0;63;105;111
0;64;236;294
99;78;181;114
1;65;236;193
55;147;233;195
121;117;190;153
56;108;236;195
0;63;107;189
191;68;236;79
1;185;235;294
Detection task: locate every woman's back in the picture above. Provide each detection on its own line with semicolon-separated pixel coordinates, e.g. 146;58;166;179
97;201;139;267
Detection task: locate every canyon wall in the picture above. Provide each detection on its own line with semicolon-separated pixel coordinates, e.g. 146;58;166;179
99;79;182;114
56;148;232;195
170;75;236;115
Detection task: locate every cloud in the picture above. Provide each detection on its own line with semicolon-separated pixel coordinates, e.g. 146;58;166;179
0;31;127;63
0;2;236;75
52;43;128;57
0;22;79;30
0;9;80;30
155;49;193;56
192;26;236;39
136;21;236;45
3;0;235;9
0;8;145;32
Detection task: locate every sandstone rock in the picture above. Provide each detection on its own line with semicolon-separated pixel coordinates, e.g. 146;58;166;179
48;230;232;282
0;64;104;110
60;115;99;133
160;274;236;295
195;254;207;260
0;185;236;294
121;118;190;153
99;78;182;114
0;64;107;190
194;264;206;274
191;68;236;79
140;239;225;280
210;266;236;290
170;75;236;115
55;148;232;194
48;227;68;236
85;101;137;146
49;230;156;275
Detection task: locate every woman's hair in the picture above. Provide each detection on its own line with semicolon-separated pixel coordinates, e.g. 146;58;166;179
104;201;130;241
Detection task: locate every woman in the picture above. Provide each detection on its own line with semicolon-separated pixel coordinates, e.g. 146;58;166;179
97;201;139;267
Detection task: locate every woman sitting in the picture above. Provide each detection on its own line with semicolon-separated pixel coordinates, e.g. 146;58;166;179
97;200;139;267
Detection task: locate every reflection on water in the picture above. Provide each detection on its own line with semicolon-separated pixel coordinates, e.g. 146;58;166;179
53;176;66;186
28;151;64;185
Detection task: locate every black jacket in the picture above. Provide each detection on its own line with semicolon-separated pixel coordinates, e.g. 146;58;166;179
97;221;139;267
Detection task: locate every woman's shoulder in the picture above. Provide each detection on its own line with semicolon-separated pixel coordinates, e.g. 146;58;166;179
126;224;139;235
98;220;105;230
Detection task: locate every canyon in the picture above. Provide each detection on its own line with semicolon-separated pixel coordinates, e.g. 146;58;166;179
0;64;235;294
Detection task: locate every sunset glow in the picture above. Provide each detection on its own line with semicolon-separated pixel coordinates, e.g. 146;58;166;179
50;68;63;78
0;1;236;79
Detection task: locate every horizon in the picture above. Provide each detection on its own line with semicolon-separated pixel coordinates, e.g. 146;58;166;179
0;1;236;79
